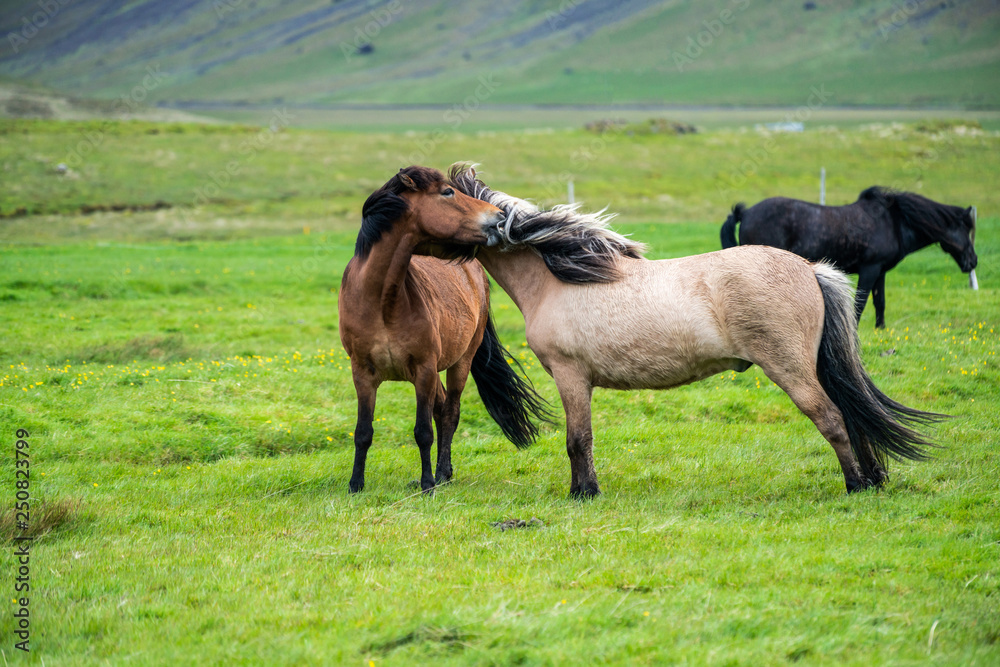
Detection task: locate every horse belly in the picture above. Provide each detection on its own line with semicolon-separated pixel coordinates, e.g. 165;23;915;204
584;331;747;390
531;277;746;390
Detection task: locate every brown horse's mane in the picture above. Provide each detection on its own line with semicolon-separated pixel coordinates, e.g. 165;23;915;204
859;186;973;244
450;163;646;284
355;166;447;258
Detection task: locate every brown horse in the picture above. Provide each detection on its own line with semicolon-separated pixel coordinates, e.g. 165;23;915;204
448;163;946;498
338;166;551;493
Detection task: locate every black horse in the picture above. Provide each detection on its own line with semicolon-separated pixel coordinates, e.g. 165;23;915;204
721;187;977;328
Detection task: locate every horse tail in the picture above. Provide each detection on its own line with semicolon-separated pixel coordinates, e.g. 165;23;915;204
720;203;744;249
812;263;947;482
471;311;554;449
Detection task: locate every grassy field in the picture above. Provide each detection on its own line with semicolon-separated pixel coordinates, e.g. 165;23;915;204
2;117;997;226
0;120;998;664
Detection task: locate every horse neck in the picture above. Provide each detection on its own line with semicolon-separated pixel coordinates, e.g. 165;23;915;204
891;208;935;254
477;246;555;322
354;225;416;323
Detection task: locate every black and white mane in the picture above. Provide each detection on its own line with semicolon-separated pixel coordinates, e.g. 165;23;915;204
450;163;645;284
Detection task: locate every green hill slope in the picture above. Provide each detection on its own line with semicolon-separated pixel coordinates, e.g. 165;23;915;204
1;0;998;108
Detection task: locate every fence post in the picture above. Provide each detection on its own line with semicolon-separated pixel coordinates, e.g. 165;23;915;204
820;167;826;205
970;205;979;290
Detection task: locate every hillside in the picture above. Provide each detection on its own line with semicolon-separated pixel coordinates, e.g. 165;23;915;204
1;0;998;109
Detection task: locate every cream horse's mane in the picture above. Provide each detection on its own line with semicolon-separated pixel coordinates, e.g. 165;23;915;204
449;163;646;284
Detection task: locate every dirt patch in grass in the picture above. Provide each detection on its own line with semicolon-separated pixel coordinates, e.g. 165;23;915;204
491;517;543;531
366;626;473;656
0;498;80;542
65;334;197;365
0;200;172;219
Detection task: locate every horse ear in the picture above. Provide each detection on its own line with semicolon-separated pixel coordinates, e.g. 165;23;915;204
398;171;417;190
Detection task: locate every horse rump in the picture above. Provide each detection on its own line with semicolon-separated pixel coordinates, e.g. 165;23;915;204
720;203;744;249
470;311;554;448
812;264;948;484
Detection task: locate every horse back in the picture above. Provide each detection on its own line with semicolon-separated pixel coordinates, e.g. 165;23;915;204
528;247;824;391
740;197;896;273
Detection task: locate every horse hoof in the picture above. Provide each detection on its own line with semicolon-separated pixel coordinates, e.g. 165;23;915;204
846;471;886;494
569;484;601;499
348;481;364;494
435;470;453;485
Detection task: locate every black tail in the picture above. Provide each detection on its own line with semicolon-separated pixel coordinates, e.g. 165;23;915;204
720;203;744;249
812;266;947;483
471;312;554;448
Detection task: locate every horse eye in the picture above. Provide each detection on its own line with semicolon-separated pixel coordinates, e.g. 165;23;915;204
442;188;454;197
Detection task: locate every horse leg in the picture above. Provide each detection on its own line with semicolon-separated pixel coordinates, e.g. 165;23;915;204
872;271;887;329
762;366;878;493
431;380;449;483
552;364;599;498
854;265;881;325
435;365;470;484
349;367;379;494
413;366;439;493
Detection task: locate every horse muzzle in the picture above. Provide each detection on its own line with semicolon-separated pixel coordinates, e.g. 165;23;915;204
483;211;506;247
960;247;978;273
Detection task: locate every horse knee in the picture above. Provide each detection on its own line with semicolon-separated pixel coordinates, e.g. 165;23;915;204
443;396;461;425
414;421;434;450
565;431;591;459
355;422;374;448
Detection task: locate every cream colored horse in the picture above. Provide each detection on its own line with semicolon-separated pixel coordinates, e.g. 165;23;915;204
447;164;943;497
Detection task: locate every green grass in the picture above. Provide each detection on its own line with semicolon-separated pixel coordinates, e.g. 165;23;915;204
0;120;998;664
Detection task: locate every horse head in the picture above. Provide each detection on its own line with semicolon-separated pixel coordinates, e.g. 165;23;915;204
890;191;978;274
357;166;503;260
941;206;978;273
